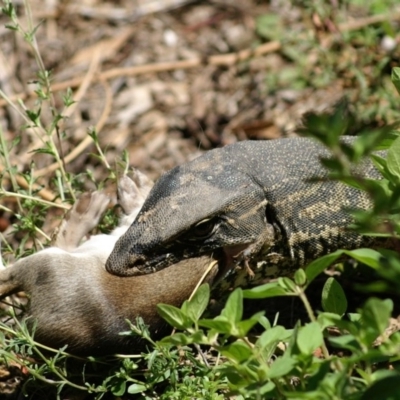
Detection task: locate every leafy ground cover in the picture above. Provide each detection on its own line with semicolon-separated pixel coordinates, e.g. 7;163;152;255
0;0;400;398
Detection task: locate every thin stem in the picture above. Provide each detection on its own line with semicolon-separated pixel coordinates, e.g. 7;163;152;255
0;89;31;125
19;0;74;200
1;190;69;209
0;127;22;213
296;288;330;359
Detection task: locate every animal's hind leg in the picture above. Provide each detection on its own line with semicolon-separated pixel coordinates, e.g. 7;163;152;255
55;191;111;251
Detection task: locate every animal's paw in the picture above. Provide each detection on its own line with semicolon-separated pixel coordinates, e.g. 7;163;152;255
131;169;153;199
118;170;153;219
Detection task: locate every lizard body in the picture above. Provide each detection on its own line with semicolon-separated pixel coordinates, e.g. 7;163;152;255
106;138;382;284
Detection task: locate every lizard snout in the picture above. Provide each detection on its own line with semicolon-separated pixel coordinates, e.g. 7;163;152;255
118;253;151;275
129;254;145;264
105;248;148;276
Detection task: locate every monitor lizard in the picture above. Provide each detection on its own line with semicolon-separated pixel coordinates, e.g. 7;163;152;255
105;137;385;288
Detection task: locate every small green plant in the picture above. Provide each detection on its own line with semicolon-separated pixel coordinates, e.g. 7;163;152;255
1;0;77;200
150;103;400;399
0;0;122;261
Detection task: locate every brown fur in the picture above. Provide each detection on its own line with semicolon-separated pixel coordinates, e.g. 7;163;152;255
0;253;216;355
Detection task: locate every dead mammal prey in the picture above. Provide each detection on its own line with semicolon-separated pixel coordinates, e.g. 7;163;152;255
0;173;217;355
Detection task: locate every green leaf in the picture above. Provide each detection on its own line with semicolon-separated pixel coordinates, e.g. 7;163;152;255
318;312;342;330
329;335;360;352
258;316;271;330
278;277;297;293
351;126;395;161
322;277;348;315
221;288;243;323
256;13;282;40
297;322;324;355
186;284;210;323
258;381;276;395
305;250;344;282
243;282;289;299
236;312;265;337
110;379;126;396
26;108;41;126
257;325;287;350
371;154;389;177
268;353;296;379
348;313;361;322
157;304;190;329
32;146;55;156
221;340;253;363
391;67;400;95
377;250;400;283
199;317;232;334
127;383;147;394
360;372;400;400
218;365;245;386
387;136;400;181
360;298;392;345
294;269;307;286
344;248;382;269
159;332;192;346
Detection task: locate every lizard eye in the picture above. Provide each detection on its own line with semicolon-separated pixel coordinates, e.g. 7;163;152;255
190;218;217;240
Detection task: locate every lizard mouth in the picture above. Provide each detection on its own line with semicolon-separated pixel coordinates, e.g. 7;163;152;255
127;253;179;274
125;243;252;276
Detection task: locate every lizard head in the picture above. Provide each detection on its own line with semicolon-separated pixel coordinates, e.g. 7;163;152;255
106;146;275;276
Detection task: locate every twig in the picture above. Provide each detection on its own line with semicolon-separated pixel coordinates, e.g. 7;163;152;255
1;10;400;109
0;164;67;205
1;190;69;210
188;260;218;302
0;42;281;107
338;12;400;31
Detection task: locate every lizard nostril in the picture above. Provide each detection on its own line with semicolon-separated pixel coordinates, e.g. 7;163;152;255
128;255;146;268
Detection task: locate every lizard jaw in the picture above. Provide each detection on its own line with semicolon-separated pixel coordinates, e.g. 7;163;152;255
126;253;179;275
